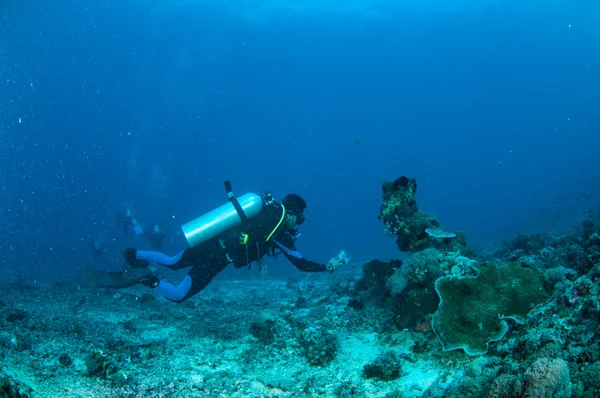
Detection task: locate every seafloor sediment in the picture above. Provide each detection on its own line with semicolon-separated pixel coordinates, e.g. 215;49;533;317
1;272;408;398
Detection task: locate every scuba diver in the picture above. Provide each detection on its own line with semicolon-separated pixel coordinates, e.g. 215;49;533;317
97;182;350;303
118;206;168;250
119;207;135;234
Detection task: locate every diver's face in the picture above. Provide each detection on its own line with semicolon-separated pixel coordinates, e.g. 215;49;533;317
285;214;298;231
285;210;305;231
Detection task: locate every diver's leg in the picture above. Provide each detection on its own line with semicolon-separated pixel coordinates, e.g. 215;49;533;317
124;247;191;269
154;275;193;301
142;239;232;302
136;250;185;267
157;259;230;303
151;238;231;270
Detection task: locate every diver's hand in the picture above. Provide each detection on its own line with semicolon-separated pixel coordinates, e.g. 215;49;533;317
326;258;344;271
326;250;351;272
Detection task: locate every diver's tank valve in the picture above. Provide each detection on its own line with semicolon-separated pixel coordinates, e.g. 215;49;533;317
181;181;264;248
263;188;275;205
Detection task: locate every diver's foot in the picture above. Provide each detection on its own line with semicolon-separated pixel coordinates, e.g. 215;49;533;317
138;274;159;288
124;248;149;268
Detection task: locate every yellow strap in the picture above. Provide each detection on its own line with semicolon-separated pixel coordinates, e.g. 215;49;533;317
266;204;286;243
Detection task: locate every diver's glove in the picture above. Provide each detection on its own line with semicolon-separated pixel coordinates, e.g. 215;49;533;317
326;250;351;272
124;248;149;268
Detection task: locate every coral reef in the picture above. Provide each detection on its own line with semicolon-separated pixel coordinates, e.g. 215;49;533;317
386;248;444;331
298;325;339;367
522;357;572;398
356;258;401;296
249;310;277;344
363;351;403;381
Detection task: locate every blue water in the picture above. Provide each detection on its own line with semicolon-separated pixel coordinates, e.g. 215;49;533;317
1;0;598;283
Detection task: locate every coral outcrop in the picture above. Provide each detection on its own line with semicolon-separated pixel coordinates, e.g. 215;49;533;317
379;176;466;253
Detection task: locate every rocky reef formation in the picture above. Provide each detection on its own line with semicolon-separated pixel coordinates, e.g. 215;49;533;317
345;175;600;396
373;177;555;345
378;176;467;253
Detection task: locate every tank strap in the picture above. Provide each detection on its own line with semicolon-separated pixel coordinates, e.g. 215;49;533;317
224;180;249;224
230;196;248;223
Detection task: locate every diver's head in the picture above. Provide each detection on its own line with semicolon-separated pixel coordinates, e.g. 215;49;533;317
282;194;306;230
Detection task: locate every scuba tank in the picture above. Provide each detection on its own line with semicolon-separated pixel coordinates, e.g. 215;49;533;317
181;181;270;248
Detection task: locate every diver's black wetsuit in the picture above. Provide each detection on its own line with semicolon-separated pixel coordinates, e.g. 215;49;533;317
134;201;327;302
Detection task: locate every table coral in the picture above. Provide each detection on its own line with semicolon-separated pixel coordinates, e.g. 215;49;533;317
432;261;552;355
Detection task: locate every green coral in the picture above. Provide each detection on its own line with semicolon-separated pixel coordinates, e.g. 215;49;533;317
432;261;551;356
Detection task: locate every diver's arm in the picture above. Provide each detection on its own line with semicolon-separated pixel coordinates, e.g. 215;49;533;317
274;236;327;272
287;255;328;272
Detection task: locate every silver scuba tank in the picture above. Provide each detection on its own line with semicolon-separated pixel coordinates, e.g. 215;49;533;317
181;192;263;248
